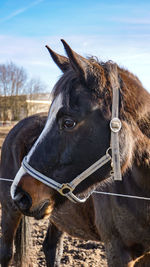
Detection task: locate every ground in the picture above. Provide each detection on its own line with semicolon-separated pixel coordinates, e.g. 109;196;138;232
0;126;107;267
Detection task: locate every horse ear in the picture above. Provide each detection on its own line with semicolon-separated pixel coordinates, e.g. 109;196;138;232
45;45;69;73
61;39;90;82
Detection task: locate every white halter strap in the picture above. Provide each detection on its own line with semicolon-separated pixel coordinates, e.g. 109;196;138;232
11;65;122;203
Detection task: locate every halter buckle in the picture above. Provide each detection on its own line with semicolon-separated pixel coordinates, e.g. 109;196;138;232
110;118;122;133
58;183;74;196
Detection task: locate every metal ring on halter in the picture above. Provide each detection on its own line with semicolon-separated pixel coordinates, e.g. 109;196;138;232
106;147;112;157
58;183;74;196
110;118;122;133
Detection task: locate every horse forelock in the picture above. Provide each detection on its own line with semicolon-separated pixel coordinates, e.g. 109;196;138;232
52;59;110;109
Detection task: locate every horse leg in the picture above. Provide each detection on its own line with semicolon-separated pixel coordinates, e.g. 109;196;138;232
14;216;33;267
0;202;22;267
43;222;64;267
105;237;132;267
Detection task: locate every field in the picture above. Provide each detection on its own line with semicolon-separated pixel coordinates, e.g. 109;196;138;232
0;126;107;267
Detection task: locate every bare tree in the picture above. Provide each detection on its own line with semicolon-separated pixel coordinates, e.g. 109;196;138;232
0;61;48;121
0;62;27;96
27;78;48;98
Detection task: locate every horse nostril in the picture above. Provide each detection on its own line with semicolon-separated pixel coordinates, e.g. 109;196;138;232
13;187;32;211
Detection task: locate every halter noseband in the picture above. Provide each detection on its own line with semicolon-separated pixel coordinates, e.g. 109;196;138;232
20;148;111;203
11;70;122;204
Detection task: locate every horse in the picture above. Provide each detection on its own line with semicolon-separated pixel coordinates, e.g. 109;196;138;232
1;39;150;266
0;113;47;266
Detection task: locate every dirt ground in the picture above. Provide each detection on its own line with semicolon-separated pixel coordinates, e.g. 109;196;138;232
0;126;107;267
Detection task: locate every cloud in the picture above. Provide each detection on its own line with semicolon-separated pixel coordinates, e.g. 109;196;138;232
0;0;44;23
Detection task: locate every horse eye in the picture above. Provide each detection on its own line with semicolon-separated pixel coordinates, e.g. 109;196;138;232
63;118;76;129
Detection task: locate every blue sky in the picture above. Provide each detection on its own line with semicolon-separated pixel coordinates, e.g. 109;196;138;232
0;0;150;92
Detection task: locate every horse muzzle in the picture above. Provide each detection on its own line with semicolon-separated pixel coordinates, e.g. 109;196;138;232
12;186;32;212
13;185;51;219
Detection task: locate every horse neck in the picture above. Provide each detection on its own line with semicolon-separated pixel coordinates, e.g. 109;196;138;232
131;129;150;191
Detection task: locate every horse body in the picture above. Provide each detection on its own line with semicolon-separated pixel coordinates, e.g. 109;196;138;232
94;178;150;265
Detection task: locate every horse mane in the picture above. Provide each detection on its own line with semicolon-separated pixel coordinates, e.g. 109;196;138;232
137;113;150;139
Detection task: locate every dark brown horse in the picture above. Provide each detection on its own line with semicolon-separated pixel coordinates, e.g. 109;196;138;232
0;113;47;266
1;40;150;266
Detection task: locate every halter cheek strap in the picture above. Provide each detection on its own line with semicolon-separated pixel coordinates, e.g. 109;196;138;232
110;68;122;181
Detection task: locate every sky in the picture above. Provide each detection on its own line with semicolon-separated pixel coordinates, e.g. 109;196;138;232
0;0;150;92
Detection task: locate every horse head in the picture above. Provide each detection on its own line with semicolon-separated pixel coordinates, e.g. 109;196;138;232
10;40;150;219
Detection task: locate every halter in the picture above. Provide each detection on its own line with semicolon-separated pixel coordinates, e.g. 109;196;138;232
11;69;122;203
